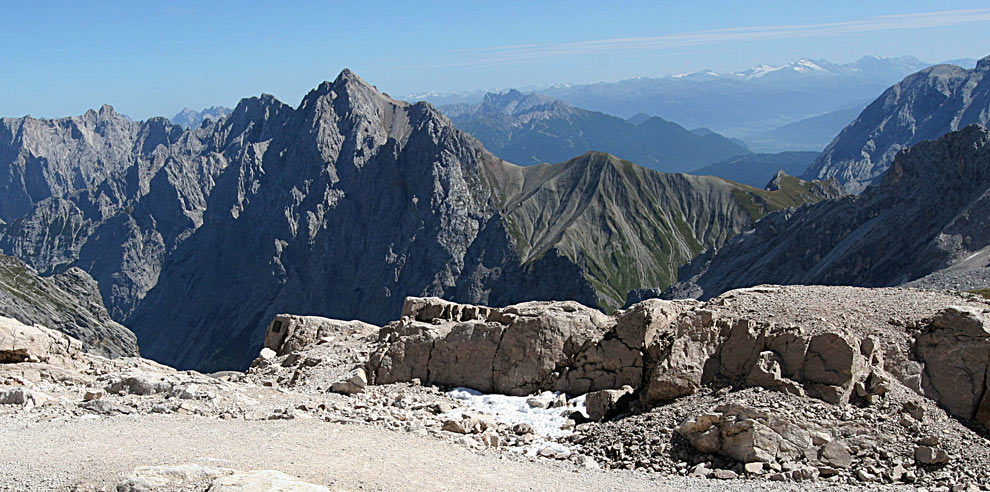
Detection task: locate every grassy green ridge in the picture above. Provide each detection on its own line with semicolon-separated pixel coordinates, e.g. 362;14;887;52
494;152;833;310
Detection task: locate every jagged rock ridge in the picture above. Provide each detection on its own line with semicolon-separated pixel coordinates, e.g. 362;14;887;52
0;70;831;371
805;55;990;193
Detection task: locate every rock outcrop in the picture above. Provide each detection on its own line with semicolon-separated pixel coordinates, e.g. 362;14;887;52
0;254;137;357
915;306;990;428
664;126;990;300
0;70;831;371
363;286;990;432
369;297;615;395
805;56;990;193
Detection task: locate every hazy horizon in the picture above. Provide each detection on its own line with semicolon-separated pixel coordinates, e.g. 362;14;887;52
1;1;988;120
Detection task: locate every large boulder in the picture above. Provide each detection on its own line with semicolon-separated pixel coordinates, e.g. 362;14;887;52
641;309;723;403
264;314;378;356
368;297;612;395
915;306;990;427
676;403;815;463
563;299;690;394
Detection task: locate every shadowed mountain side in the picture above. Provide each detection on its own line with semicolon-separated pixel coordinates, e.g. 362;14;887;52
665;126;990;300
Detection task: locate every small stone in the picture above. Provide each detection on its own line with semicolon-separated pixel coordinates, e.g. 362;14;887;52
526;397;548;409
410;378;421;386
258;348;276;360
329;368;367;395
744;462;764;475
512;423;535;435
820;441;853;469
856;469;876;482
767;472;787;481
890;464;907;482
713;469;738;480
83;390;103;401
918;435;940;446
576;455;599;469
690;463;712;478
904;400;925;420
915;446;949;465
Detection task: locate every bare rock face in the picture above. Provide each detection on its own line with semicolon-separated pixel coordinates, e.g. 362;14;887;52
0;315;83;366
0;254;138;358
369;297;613;395
665;125;990;300
915;305;990;428
805;56;990;193
1;70;831;372
263;314;378;357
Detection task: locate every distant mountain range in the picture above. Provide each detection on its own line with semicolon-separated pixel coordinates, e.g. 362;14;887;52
805;56;990;193
413;56;979;141
0;70;833;371
688;152;820;188
170;106;232;128
441;90;750;173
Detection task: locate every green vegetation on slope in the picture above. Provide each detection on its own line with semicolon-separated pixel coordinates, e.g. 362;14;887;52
497;152;835;310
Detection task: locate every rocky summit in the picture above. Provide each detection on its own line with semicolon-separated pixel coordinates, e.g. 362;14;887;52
0;69;833;371
805;56;990;193
4;285;990;491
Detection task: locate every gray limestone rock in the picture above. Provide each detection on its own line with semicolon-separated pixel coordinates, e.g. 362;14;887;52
805;56;990;193
0;254;137;357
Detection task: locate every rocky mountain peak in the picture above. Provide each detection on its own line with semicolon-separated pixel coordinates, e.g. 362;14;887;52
804;53;990;193
480;90;561;116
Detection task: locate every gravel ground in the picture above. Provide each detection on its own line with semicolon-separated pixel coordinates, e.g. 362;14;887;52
0;413;912;492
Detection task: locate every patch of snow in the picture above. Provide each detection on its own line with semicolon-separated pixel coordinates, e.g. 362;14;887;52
447;387;586;438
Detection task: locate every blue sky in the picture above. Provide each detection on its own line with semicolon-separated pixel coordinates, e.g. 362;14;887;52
1;0;988;120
